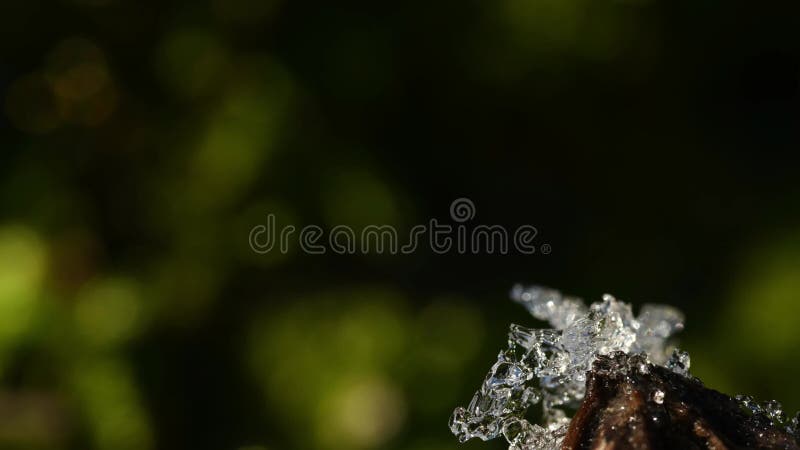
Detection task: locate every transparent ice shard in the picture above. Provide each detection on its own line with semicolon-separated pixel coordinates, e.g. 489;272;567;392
635;304;684;365
733;394;800;439
790;411;800;439
450;285;691;450
510;285;587;329
666;348;691;377
763;400;787;424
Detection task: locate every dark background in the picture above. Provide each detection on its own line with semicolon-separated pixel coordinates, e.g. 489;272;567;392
1;0;800;449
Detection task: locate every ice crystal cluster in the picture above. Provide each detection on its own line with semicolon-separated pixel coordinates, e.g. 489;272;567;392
735;394;800;438
448;285;687;450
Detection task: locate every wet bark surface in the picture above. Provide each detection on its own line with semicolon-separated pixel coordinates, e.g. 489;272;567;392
563;354;799;450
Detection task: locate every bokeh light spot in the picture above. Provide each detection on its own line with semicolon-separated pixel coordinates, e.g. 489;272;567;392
155;30;229;98
69;358;153;450
248;289;411;448
73;277;145;347
0;226;46;346
45;38;117;126
321;167;401;230
318;377;406;449
4;73;61;133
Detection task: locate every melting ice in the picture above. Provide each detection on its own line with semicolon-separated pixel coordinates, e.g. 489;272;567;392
449;285;687;450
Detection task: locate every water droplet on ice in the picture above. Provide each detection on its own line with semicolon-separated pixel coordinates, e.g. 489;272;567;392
653;390;665;404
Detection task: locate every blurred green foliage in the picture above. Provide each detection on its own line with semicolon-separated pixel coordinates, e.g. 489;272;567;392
1;0;800;449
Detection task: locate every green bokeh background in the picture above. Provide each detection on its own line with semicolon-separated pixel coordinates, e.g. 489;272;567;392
1;0;800;449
